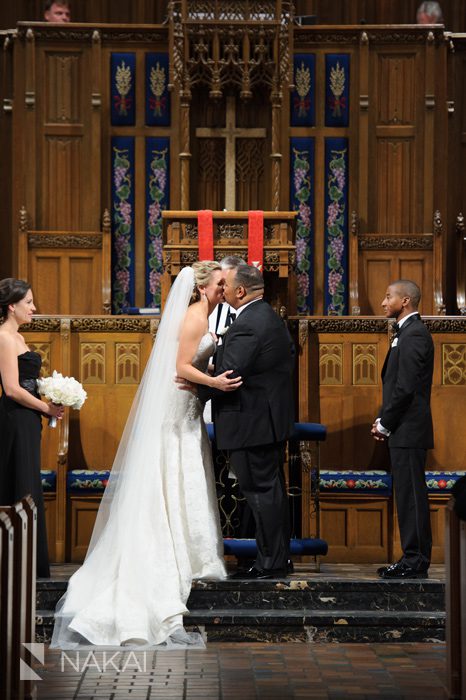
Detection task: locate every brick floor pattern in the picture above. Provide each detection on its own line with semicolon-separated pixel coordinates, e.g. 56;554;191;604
35;642;447;699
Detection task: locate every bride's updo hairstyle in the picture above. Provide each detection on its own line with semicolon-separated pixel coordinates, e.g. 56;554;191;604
0;278;31;319
190;261;221;304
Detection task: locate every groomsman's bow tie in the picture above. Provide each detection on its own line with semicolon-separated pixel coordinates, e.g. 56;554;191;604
392;322;400;334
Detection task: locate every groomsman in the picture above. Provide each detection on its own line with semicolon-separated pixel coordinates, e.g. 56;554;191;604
372;280;433;579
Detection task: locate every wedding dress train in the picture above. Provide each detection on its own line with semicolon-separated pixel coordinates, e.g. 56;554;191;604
52;271;226;649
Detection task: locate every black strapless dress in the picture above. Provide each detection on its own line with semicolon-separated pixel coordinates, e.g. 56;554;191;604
0;351;50;577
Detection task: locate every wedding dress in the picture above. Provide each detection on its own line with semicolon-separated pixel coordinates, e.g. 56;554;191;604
52;268;226;649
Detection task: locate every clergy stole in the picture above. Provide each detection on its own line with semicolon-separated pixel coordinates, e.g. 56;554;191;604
248;210;264;270
198;210;214;260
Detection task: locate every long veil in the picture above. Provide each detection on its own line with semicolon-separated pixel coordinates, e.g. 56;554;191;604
86;266;196;555
51;266;210;649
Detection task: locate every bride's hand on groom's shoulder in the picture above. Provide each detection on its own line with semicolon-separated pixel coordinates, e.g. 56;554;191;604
211;370;242;392
174;375;197;395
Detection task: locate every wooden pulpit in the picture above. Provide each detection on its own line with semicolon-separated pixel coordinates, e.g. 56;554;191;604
161;210;297;313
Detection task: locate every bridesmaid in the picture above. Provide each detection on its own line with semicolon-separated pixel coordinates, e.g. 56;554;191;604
0;278;64;577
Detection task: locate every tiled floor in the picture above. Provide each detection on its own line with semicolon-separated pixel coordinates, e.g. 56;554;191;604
35;642;447;699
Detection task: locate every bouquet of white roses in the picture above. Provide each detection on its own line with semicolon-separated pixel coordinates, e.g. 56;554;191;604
37;371;87;427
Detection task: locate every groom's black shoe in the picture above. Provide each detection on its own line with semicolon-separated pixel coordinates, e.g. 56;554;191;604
378;561;429;579
231;566;288;580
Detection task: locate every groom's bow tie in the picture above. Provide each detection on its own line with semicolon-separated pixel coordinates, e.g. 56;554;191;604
392;322;400;334
226;311;236;326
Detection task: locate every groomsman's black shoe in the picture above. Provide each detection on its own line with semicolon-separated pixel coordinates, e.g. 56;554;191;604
378;562;429;579
231;566;288;580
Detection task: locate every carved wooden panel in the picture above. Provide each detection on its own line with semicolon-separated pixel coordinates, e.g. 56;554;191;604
27;341;51;377
319;343;343;385
320;498;389;563
377;54;416;126
29;255;61;315
115;343;141;384
375;140;415;234
28;251;104;315
352;343;377;385
236;139;266;210
442;343;466;385
42;137;83;231
80;343;106;384
44;52;83;124
359;252;432;315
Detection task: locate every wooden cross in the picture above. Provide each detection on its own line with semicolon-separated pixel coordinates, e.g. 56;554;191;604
195;95;267;210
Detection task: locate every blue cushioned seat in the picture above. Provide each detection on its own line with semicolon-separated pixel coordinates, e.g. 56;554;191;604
291;422;327;442
223;538;328;557
67;470;110;492
425;471;465;493
41;470;56;492
320;469;392;495
205;422;327;443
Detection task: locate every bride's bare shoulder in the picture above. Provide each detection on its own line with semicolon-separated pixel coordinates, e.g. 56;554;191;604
181;303;206;334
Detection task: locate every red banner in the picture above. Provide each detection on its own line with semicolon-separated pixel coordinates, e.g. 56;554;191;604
248;210;264;270
197;210;214;260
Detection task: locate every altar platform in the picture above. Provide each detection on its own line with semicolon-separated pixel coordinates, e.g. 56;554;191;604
36;563;446;646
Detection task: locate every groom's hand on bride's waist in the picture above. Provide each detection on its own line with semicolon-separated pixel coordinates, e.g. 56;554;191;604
174;375;198;395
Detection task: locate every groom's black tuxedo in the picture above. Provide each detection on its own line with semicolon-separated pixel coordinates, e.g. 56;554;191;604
199;298;294;572
379;313;434;570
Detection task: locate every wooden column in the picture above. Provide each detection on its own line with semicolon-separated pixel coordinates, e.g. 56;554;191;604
55;319;71;563
270;88;282;211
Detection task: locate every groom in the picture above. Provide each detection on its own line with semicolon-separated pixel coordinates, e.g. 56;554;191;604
199;264;295;579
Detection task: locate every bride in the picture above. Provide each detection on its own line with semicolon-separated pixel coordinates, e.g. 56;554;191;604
52;262;241;648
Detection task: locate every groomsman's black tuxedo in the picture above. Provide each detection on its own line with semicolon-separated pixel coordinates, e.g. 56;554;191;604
198;298;294;572
379;312;434;571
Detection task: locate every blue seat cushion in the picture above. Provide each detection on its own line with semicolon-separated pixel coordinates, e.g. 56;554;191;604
67;470;111;492
205;422;327;443
291;422;327;442
320;470;392;494
425;471;465;493
223;538;328;557
41;470;56;492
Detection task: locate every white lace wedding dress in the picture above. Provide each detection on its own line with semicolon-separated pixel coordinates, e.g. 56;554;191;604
52;331;226;649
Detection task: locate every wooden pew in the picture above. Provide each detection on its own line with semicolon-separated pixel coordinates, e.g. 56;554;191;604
0;511;14;700
0;498;37;700
445;498;466;699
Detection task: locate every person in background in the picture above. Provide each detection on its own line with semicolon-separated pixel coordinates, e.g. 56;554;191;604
416;1;443;24
0;278;64;577
372;280;433;579
44;1;71;23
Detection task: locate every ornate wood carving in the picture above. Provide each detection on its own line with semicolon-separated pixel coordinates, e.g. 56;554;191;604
442;344;466;385
27;342;51;377
115;343;141;384
352;343;377;385
28;234;102;249
80;343;106;384
358;235;434;250
70;318;155;333
319;343;343;385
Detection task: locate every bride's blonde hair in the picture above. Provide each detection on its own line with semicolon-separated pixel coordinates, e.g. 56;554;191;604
190;261;221;304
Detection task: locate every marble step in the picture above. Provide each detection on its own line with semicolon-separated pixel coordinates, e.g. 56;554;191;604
35;608;445;645
37;577;445;613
